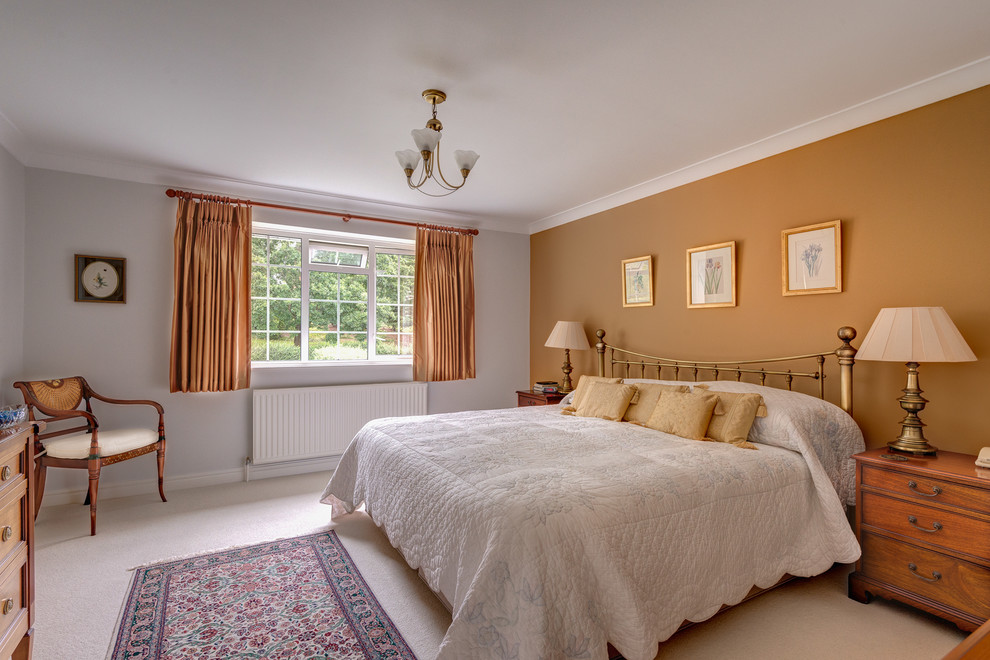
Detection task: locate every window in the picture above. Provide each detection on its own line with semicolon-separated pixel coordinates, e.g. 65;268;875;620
251;225;414;364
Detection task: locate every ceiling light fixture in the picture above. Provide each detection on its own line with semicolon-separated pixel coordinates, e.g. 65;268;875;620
395;89;479;197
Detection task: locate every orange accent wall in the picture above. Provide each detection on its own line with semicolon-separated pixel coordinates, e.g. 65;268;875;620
530;85;990;456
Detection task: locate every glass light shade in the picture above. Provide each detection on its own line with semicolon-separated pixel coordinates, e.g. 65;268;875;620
857;307;977;363
453;150;480;172
411;128;441;153
395;149;420;171
544;321;590;350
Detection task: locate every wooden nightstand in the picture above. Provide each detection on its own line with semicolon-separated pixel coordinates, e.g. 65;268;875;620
516;390;565;407
849;448;990;631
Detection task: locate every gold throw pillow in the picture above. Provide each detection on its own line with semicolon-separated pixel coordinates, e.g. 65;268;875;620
561;375;622;414
644;391;718;440
575;381;638;421
706;391;764;449
623;383;691;425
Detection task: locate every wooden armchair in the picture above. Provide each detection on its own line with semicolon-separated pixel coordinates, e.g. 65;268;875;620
12;377;166;535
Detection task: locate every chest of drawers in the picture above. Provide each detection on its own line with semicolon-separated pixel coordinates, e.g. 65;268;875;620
849;449;990;631
0;424;35;660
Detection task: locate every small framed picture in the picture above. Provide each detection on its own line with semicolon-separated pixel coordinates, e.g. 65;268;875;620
621;255;653;307
782;220;841;296
686;241;736;308
75;255;126;303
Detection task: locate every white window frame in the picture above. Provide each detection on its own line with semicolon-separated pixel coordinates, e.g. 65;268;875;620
252;221;415;367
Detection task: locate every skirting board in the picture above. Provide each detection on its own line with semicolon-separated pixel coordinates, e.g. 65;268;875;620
37;455;340;508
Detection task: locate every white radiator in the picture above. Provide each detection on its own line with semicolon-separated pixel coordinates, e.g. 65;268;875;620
251;382;427;466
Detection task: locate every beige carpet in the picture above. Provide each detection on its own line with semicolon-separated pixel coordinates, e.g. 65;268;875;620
33;471;967;660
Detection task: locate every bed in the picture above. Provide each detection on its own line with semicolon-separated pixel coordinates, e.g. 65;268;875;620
321;327;865;660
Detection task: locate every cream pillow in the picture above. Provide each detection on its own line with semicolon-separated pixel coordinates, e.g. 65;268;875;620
561;375;622;414
644;391;718;440
623;383;691;425
706;391;764;449
575;381;637;421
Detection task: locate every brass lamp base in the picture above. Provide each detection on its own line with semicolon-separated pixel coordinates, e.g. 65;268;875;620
559;348;575;393
887;361;937;455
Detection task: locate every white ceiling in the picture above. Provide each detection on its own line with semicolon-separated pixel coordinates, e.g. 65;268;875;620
2;1;989;234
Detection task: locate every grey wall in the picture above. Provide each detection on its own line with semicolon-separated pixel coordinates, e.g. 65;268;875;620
0;145;26;403
21;168;530;501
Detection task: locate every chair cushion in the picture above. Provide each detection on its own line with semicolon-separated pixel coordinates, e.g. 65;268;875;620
42;428;159;460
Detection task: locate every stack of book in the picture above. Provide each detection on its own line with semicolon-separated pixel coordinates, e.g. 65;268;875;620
533;381;560;393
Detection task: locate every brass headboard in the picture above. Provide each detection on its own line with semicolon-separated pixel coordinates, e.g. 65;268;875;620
595;326;858;415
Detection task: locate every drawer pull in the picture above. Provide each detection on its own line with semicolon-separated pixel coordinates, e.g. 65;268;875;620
1;599;11;615
0;466;9;481
907;516;943;533
907;480;942;497
907;563;942;583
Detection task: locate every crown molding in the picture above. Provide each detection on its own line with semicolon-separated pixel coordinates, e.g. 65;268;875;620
2;142;530;235
528;55;990;235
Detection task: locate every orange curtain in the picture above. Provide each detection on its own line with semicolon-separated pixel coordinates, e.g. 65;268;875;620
169;197;252;393
413;227;476;381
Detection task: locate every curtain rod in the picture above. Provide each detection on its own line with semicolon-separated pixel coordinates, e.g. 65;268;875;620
165;188;479;236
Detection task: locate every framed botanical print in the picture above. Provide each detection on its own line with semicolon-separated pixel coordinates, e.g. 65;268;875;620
75;254;126;303
621;255;653;307
782;220;841;296
686;241;736;308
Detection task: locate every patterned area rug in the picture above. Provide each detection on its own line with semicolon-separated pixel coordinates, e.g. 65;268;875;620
109;531;416;659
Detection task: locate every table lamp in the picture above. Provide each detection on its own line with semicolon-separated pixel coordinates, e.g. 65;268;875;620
544;321;590;393
856;307;976;454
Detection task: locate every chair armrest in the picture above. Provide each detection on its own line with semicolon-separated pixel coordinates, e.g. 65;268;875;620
88;391;164;415
33;409;97;442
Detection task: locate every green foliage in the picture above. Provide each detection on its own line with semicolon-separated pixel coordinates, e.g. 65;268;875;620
252;333;301;361
340;274;367;301
309;301;338;331
377;276;398;304
269;237;301;266
252;300;267;330
377;304;398;332
400;277;414;305
251;265;268;297
251;237;268;264
270;300;301;331
376;252;399;276
269;266;301;298
339;302;367;332
309;271;338;300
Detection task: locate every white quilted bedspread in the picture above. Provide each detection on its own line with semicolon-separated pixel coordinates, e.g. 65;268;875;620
321;384;863;660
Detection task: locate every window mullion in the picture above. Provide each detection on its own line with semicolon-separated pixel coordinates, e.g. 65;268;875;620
300;237;310;362
369;244;377;359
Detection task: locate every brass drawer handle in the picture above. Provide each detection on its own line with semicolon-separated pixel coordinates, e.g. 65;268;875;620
0;526;11;542
1;599;12;615
907;480;942;497
907;563;942;583
0;466;10;481
907;516;942;533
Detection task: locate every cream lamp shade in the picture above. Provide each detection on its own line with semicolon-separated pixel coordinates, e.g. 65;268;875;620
856;307;976;363
856;307;976;455
544;321;591;351
545;321;590;394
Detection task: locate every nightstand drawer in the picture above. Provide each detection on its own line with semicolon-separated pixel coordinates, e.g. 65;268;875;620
862;464;990;513
861;533;990;620
862;492;990;559
0;443;25;500
516;390;564;407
